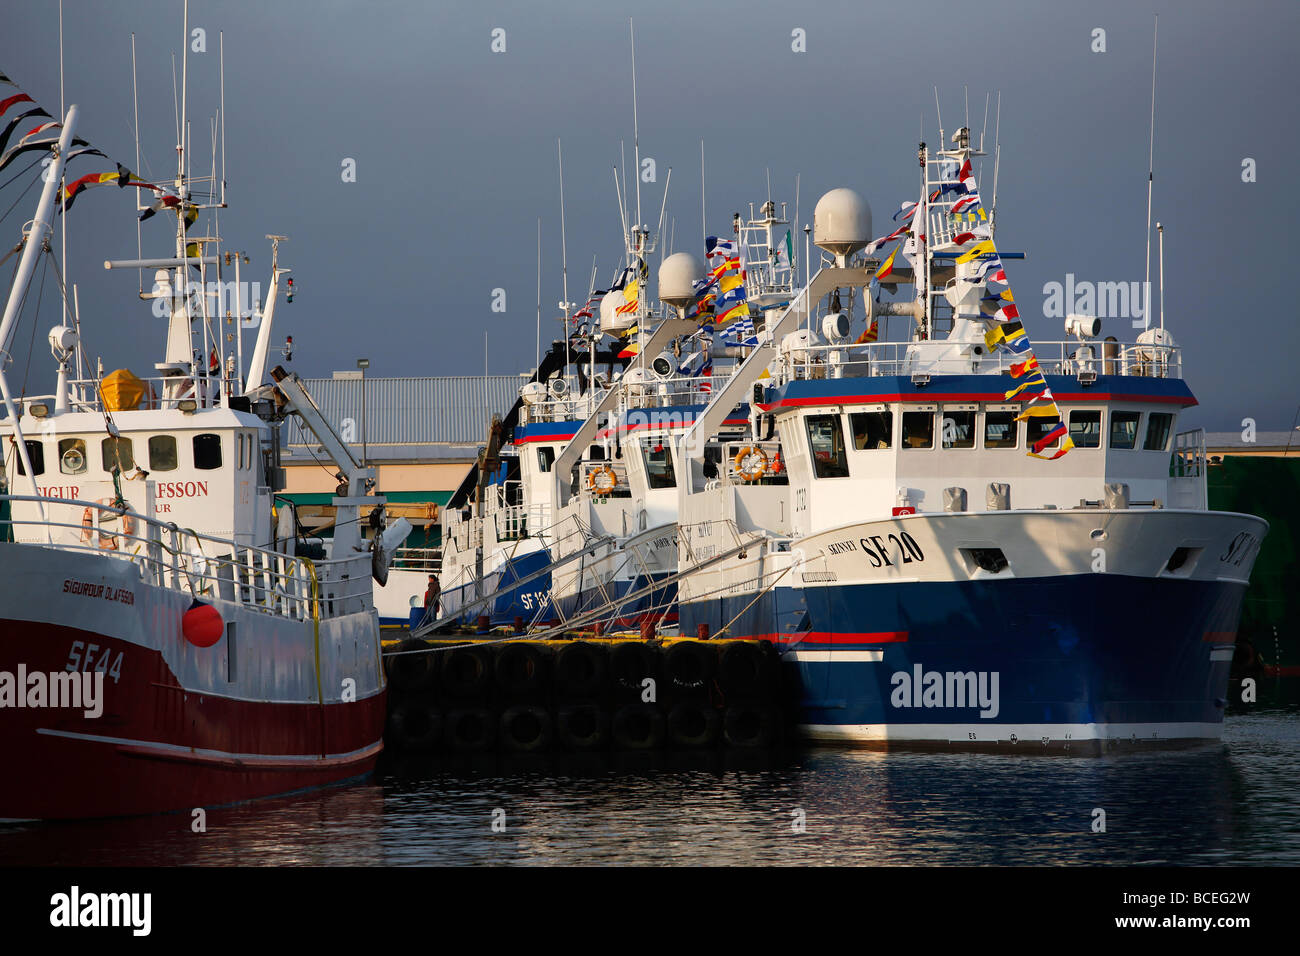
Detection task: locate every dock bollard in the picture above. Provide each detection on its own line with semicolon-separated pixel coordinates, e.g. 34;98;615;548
640;619;656;641
697;623;710;641
513;615;524;634
476;615;490;634
593;621;605;637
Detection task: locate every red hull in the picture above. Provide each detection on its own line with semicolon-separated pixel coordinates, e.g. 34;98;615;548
0;620;386;820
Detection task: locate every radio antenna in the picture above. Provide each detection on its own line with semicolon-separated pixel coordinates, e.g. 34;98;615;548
1143;15;1158;329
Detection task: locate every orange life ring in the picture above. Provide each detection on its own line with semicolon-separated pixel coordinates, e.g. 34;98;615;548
84;500;137;551
586;465;617;495
733;446;769;482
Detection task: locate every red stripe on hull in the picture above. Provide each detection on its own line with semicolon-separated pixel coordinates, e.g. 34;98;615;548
0;620;385;820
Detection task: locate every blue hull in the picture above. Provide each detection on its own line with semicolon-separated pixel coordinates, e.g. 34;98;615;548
681;574;1245;741
555;573;678;628
431;549;556;629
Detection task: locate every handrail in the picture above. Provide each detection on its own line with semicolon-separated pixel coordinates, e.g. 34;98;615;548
1;493;371;620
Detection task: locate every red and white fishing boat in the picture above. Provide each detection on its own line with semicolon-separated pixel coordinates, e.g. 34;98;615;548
0;55;403;819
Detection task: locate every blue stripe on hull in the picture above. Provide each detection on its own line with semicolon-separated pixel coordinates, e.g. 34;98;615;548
681;575;1245;735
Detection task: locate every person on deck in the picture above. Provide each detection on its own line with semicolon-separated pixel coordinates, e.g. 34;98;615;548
424;574;441;617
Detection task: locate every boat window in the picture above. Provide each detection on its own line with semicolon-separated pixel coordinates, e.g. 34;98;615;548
193;433;222;470
101;436;134;472
1110;411;1142;450
589;445;605;462
59;438;87;475
15;439;44;476
1145;413;1173;451
941;411;976;449
849;411;892;450
984;412;1019;449
1026;418;1061;451
805;414;850;478
149;435;178;471
1068;410;1102;448
901;411;934;449
537;445;555;473
641;438;676;489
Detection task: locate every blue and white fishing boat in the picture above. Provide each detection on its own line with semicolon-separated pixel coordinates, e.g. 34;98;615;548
669;126;1267;751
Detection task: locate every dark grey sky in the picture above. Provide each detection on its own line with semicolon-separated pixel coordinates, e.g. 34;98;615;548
3;0;1297;430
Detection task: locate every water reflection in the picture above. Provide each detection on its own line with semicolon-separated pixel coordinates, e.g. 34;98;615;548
3;711;1297;866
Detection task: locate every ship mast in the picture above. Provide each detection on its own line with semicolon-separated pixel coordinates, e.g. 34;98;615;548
0;106;79;518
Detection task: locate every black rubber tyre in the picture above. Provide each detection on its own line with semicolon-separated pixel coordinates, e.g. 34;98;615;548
555;704;610;751
387;702;442;753
610;641;659;698
611;703;666;750
554;641;608;700
717;641;765;697
499;705;553;753
444;707;495;753
440;645;493;701
667;701;721;749
666;640;715;696
495;642;549;697
388;638;438;693
723;703;775;749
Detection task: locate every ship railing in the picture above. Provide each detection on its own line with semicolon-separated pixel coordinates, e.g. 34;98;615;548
22;372;246;415
518;384;612;424
773;339;1184;381
622;370;732;409
390;547;441;572
0;494;372;622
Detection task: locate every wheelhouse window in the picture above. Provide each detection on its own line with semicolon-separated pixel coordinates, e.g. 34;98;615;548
941;411;976;449
149;435;178;471
1068;410;1102;448
901;411;934;449
984;412;1019;449
536;445;555;473
1110;411;1142;450
1144;413;1173;451
641;438;676;488
1026;418;1062;452
15;439;44;476
849;411;892;450
58;438;87;475
804;414;850;478
193;434;222;470
101;436;134;472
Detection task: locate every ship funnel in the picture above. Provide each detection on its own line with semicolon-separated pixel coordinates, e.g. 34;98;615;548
658;252;703;310
814;188;872;264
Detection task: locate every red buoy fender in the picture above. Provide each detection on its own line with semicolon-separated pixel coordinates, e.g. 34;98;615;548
182;599;223;647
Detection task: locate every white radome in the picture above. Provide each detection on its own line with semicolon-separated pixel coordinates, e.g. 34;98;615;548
658;252;703;308
600;288;634;333
814;188;872;258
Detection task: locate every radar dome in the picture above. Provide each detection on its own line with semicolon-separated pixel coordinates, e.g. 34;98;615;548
658;252;703;308
814;188;872;259
600;289;634;333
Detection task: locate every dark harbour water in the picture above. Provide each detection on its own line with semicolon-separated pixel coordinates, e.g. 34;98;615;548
2;708;1298;867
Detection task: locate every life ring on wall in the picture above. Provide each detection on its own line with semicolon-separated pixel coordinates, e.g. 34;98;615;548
733;446;769;482
81;501;137;551
587;465;618;495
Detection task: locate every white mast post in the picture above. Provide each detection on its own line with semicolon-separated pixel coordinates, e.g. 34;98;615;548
558;138;571;381
1157;222;1165;332
536;217;542;374
0;106;79;520
1143;16;1158;330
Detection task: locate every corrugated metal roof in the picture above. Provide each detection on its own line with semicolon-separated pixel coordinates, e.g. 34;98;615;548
286;375;523;446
